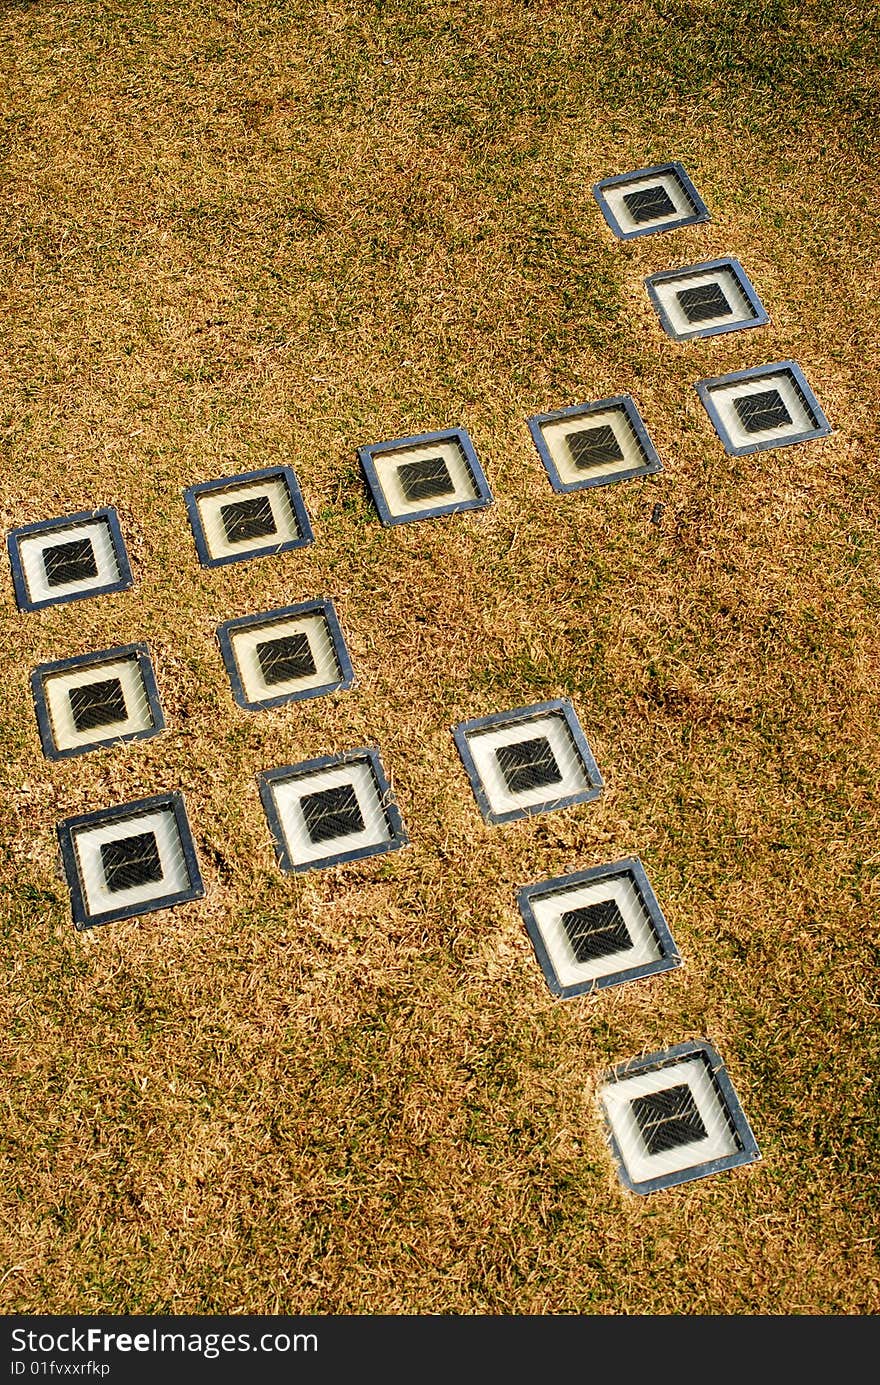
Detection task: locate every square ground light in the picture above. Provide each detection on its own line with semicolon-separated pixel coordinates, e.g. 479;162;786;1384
600;1039;760;1194
259;747;408;872
593;163;710;240
57;792;204;929
7;508;133;612
217;599;353;711
646;258;769;341
184;466;313;567
517;857;681;998
527;396;662;493
454;699;603;825
696;360;831;455
32;643;165;760
357;428;492;525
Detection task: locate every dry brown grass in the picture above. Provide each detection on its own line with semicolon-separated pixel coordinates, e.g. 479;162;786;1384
1;0;878;1313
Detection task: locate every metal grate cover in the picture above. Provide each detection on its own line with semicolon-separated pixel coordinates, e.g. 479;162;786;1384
217;600;354;711
696;360;831;455
527;395;662;494
566;424;624;470
593;162;710;240
300;783;365;844
454;699;603;825
69;677;128;732
101;831;164;894
221;495;277;544
31;644;165;761
733;388;791;433
677;282;731;324
623;184;677;225
357;428;493;526
599;1039;760;1194
495;736;563;795
7;509;133;612
44;537;99;588
256;632;317;686
397;456;456;503
517;857;680;997
259;747;408;873
184;466;313;567
57;792;205;929
632;1084;707;1155
646;259;769;342
561;898;632;963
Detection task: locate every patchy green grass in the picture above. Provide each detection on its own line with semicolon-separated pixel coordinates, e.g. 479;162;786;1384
1;0;878;1313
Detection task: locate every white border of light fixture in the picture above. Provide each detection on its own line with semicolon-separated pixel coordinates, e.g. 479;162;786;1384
357;428;493;526
695;360;832;455
57;792;205;930
259;747;409;873
599;1040;760;1194
7;509;133;612
517;857;681;997
593;162;710;240
645;258;769;341
453;699;603;824
31;643;165;760
183;466;314;567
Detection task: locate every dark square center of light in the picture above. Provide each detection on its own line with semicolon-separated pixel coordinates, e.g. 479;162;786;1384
632;1083;708;1156
220;495;278;544
100;830;163;894
566;424;624;470
256;632;317;686
677;281;731;324
43;537;99;588
397;456;456;504
733;388;792;434
69;676;128;732
561;898;632;963
623;185;676;224
300;783;365;844
495;736;562;795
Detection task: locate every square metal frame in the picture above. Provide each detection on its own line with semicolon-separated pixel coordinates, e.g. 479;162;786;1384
183;466;314;568
31;642;166;761
695;359;832;455
7;508;134;612
216;599;354;711
593;162;710;240
517;856;681;998
453;699;603;825
357;427;493;526
57;791;205;930
645;258;769;341
527;395;662;493
601;1039;761;1194
259;746;409;873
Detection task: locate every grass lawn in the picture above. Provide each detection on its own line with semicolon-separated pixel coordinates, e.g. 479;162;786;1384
1;0;878;1313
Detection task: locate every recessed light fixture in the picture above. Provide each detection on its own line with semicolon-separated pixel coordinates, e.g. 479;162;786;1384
259;747;408;872
527;396;662;493
183;467;313;567
599;1039;760;1194
453;699;603;825
31;643;165;760
517;857;681;997
7;508;133;612
696;360;831;454
216;599;354;711
593;163;710;240
357;428;493;525
57;792;205;929
646;259;769;341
